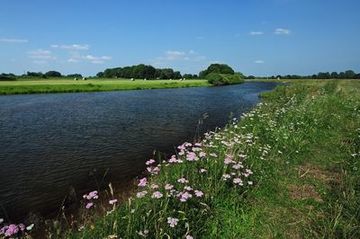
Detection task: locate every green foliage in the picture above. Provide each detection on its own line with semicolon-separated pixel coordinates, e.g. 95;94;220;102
45;71;62;77
67;74;83;78
199;64;235;78
0;73;16;81
100;64;182;79
206;73;244;86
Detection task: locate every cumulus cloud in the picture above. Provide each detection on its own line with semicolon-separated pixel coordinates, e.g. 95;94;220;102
67;54;112;64
254;60;265;64
249;31;264;36
0;38;28;43
28;49;56;64
274;28;291;35
157;50;206;62
51;44;90;50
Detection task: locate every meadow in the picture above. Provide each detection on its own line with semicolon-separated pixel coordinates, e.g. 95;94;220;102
0;79;210;95
1;80;359;238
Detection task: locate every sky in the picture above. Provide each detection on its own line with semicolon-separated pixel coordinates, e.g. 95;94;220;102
0;0;359;76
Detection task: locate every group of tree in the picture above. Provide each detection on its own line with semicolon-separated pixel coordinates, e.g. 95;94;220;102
199;64;245;86
246;70;360;80
96;64;184;79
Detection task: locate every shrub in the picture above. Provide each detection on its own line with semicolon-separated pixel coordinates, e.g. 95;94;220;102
206;73;243;86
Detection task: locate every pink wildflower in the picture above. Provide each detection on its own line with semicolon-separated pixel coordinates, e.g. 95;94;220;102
167;217;179;228
233;178;243;186
177;178;189;184
151;184;159;189
136;191;148;198
4;224;19;237
184;186;193;191
138;177;147;187
165;184;174;190
224;155;234;165
86;202;94;209
145;159;156;165
194;190;204;197
186;235;194;239
186;152;198;161
169;155;178;163
152;191;163;199
109;199;118;205
222;174;231;181
199;152;206;157
178;191;192;202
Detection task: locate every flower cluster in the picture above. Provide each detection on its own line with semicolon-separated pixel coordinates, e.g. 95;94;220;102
0;219;34;238
83;190;99;209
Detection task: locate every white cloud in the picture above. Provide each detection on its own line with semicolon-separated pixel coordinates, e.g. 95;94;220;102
254;60;265;64
82;54;111;64
157;50;205;62
67;58;80;63
0;38;28;43
51;44;90;50
274;28;291;35
28;49;56;64
249;31;264;36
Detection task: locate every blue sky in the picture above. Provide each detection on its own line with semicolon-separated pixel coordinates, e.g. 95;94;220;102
0;0;359;76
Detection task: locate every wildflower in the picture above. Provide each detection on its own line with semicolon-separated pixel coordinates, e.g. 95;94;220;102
179;191;192;202
0;218;3;224
152;191;163;199
18;223;25;231
199;168;207;173
233;178;243;186
199;152;206;158
248;181;253;185
194;143;202;147
109;199;118;205
107;235;118;239
232;164;243;170
209;153;217;157
137;229;149;237
169;155;178;163
26;224;34;231
151;184;159;189
222;174;231;181
145;159;156;165
224;155;234;165
186;152;198;161
186;235;194;239
177;178;189;184
86;202;94;209
184;186;193;191
136;191;148;198
84;190;98;200
167;217;179;228
138;177;147;187
194;190;204;197
165;184;174;190
4;224;19;237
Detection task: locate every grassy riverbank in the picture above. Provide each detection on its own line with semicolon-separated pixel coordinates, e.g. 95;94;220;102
0;79;210;95
2;80;359;238
49;80;356;238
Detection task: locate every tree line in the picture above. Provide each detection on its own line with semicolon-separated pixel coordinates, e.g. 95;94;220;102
96;64;186;79
246;70;360;80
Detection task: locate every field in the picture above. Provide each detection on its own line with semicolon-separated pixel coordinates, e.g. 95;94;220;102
1;80;359;238
0;78;210;95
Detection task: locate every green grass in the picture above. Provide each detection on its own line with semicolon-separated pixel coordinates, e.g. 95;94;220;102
0;78;210;95
5;80;359;238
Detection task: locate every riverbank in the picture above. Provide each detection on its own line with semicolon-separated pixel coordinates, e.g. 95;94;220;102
0;79;210;95
1;80;359;238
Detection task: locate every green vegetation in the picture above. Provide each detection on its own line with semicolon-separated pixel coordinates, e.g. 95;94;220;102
200;64;245;86
0;79;210;95
39;80;358;238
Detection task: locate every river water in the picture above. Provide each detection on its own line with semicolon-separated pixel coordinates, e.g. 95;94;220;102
0;82;278;220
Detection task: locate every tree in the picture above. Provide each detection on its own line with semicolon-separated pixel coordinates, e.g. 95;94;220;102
330;72;338;79
45;71;62;77
67;74;83;78
344;70;356;79
199;64;235;78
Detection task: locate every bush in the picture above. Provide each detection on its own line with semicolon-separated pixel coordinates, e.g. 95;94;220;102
206;73;243;86
0;73;16;81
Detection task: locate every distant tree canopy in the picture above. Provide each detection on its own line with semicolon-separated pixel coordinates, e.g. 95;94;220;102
26;71;45;78
45;71;62;77
67;74;83;78
199;64;235;78
248;70;360;80
97;64;183;79
0;73;17;81
183;74;198;79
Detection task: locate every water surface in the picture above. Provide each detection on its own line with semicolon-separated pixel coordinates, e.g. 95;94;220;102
0;82;278;220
